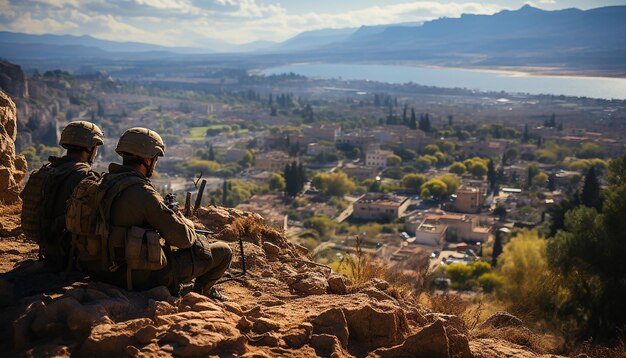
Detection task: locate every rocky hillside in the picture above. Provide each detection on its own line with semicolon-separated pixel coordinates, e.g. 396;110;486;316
0;90;27;205
0;204;563;357
0;90;559;357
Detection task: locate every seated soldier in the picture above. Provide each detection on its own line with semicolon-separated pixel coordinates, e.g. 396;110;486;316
78;127;232;299
21;121;104;271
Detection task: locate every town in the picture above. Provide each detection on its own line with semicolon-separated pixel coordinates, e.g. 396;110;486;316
5;59;624;296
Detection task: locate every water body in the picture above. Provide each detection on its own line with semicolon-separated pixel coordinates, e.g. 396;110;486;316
263;63;626;100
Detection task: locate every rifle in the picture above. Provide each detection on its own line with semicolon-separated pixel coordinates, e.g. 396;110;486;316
163;192;247;282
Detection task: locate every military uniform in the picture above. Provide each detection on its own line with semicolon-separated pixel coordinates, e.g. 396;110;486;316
79;128;232;294
21;121;104;272
40;157;98;270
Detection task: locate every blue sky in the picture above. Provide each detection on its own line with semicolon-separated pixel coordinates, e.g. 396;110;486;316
1;0;624;46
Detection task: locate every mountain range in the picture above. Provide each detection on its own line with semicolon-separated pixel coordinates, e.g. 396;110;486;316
1;5;625;73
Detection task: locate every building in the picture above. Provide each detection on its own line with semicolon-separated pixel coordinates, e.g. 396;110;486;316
405;209;492;243
342;163;378;180
254;151;294;172
412;220;447;246
365;149;394;169
457;140;508;158
302;124;341;142
454;186;482;213
353;193;410;221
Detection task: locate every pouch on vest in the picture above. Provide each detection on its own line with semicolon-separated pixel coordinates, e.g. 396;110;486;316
125;226;167;271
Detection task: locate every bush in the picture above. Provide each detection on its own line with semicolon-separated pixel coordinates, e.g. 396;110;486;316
304;214;335;236
478;273;505;293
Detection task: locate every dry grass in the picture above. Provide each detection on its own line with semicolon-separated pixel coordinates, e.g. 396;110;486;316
571;338;626;358
336;236;431;300
471;327;557;354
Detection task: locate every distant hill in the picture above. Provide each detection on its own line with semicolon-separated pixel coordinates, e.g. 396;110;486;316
266;27;358;53
0;32;208;54
1;5;624;73
314;5;626;70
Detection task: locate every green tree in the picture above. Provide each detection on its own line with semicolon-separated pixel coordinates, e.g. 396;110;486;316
269;173;285;191
448;162;467;175
580;166;601;211
487;159;497;193
469;161;488;178
401;173;426;193
387;154;402;167
239;150;253;168
547;156;626;340
445;263;474;289
312;172;355;197
437;174;460;195
497;230;558;315
420;179;448;200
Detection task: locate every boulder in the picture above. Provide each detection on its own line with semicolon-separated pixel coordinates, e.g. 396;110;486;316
0;90;26;205
372;320;451;358
344;303;407;350
327;274;352;295
81;318;154;355
161;318;246;357
311;308;349;347
480;311;525;329
289;273;329;296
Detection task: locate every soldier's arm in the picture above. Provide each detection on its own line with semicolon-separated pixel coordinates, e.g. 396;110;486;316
143;186;197;249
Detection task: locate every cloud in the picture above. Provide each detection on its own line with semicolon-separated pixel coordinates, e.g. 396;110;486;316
0;0;506;46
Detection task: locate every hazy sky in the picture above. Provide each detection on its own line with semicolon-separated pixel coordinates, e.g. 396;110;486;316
0;0;624;46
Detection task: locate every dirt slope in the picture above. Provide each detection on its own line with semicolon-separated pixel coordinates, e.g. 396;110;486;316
0;205;565;357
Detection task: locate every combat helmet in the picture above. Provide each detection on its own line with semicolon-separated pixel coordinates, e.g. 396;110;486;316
59;121;104;149
116;127;165;158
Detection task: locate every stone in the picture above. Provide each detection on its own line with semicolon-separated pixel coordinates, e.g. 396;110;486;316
135;324;158;344
290;274;329;296
426;313;469;336
252;317;281;333
344;303;407;350
81;318;154;355
309;334;350;358
161;318;245;357
248;333;280;347
0;90;26;205
361;287;394;301
282;323;313;349
372;320;451;358
262;241;281;261
311;308;349;347
328;274;352;295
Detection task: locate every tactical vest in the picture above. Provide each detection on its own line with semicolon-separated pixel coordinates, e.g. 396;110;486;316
21;160;91;259
65;171;167;290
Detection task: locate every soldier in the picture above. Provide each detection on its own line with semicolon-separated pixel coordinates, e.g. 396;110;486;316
77;127;232;299
21;120;104;271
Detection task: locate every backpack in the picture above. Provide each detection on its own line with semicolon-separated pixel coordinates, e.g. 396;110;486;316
65;172;167;289
65;173;143;268
21;161;90;258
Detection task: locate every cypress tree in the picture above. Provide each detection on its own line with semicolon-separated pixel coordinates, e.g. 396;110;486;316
208;144;215;161
492;230;503;267
581;166;601;211
410;108;417;130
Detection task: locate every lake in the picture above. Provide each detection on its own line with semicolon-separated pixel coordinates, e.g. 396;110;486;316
262;63;626;100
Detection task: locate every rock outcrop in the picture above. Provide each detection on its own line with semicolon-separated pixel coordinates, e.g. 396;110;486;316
0;90;27;204
0;205;565;357
0;61;28;99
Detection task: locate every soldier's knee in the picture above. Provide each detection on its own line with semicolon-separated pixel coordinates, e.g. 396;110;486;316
211;242;232;266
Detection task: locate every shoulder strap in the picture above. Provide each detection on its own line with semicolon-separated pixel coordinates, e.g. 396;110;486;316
44;161;94;227
99;173;148;227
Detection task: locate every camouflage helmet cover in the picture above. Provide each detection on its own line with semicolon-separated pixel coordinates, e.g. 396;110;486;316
115;127;165;158
59;121;104;149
